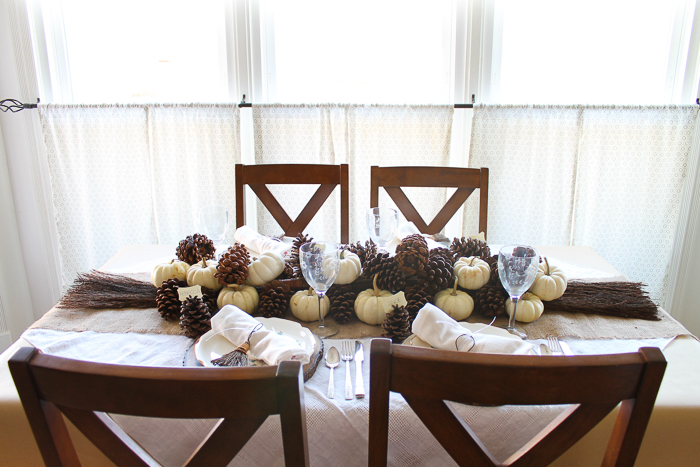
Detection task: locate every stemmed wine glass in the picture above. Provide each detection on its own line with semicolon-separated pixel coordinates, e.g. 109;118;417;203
300;242;340;338
198;205;229;257
498;245;539;338
366;207;398;252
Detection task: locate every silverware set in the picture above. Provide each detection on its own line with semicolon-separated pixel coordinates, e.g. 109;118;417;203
539;336;573;356
325;340;364;399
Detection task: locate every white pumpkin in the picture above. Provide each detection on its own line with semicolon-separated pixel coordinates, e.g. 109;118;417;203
151;259;189;287
434;282;474;321
335;250;362;285
354;276;393;325
529;257;567;301
247;251;285;286
506;292;544;323
454;256;490;290
290;287;330;322
217;284;259;314
186;259;222;291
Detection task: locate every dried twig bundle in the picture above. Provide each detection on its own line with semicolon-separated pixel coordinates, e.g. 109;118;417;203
546;281;660;321
58;270;157;309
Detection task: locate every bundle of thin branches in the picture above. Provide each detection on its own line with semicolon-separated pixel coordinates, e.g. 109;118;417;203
58;270;157;309
545;281;660;321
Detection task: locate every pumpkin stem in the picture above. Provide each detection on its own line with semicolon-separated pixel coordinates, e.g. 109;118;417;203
451;281;459;296
308;287;315;296
200;259;207;268
544;257;550;275
468;257;476;266
170;259;175;264
372;275;379;296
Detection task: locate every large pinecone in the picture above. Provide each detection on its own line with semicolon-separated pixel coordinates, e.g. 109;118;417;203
259;282;290;318
475;283;508;318
450;237;491;262
382;304;412;342
405;285;432;324
289;233;313;278
362;251;405;291
156;278;186;320
176;233;216;265
201;286;220;316
327;285;356;324
424;249;455;295
180;295;212;338
215;243;250;286
347;240;377;266
277;261;296;280
395;234;429;277
362;250;389;278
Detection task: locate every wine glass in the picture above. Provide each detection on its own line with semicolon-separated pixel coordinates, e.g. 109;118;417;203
498;245;539;338
300;242;340;338
366;207;398;252
198;205;229;257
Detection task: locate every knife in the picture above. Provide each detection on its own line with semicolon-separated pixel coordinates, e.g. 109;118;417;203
559;340;574;356
354;341;365;398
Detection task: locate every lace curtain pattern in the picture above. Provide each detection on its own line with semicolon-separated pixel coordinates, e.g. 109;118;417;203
39;104;241;290
252;104;454;242
467;104;699;302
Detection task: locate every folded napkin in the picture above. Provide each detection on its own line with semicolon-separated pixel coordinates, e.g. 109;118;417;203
211;305;311;365
412;304;535;355
234;226;292;257
385;221;445;253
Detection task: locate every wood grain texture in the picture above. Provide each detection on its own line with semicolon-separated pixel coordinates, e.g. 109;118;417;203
9;349;309;467
368;339;666;467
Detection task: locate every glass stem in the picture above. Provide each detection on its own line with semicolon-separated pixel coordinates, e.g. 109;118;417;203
508;297;519;331
317;292;325;327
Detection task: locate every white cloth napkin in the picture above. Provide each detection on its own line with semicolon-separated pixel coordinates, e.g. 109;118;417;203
211;305;311;365
233;225;292;257
385;221;445;253
412;304;535;355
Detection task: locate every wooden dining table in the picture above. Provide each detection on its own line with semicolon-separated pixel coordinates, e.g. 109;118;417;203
1;244;699;466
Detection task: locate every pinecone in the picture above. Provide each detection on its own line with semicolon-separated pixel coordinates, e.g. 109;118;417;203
215;243;250;286
450;237;491;262
362;250;390;278
201;286;220;316
176;233;216;265
347;240;377;266
405;285;432;324
475;283;508;318
362;251;405;291
289;233;313;278
259;282;290;318
156;278;186;320
430;247;456;266
424;249;455;295
277;261;295;280
180;295;212;338
395;234;429;277
327;285;356;324
382;304;412;343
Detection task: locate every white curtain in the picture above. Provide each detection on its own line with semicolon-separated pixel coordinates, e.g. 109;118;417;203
39;104;241;290
252;104;454;242
467;104;699;303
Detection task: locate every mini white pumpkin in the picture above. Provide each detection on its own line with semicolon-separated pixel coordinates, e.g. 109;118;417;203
529;257;567;301
335;250;362;284
246;251;285;286
506;292;544;323
186;259;222;291
454;256;490;290
217;284;259;314
434;282;474;321
151;259;189;287
290;287;330;322
355;276;394;325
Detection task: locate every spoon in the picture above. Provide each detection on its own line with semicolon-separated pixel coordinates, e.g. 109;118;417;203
325;346;340;399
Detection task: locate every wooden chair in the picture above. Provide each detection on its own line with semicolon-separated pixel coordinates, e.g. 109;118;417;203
370;166;488;239
236;163;349;243
9;347;309;467
368;339;666;467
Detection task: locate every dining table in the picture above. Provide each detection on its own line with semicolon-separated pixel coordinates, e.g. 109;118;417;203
1;244;699;466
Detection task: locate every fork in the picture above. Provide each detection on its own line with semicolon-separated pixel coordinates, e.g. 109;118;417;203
341;341;354;400
547;336;564;356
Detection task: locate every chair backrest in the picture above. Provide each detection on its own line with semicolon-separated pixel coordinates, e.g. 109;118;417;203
236;163;349;243
370;166;489;239
368;339;666;467
9;347;309;467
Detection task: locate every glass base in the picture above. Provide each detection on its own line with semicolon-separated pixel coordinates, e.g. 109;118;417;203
505;326;528;339
310;322;338;338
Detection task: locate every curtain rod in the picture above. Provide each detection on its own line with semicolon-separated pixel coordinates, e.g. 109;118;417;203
238;94;476;108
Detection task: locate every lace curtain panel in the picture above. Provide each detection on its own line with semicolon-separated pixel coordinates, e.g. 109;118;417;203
39;104;242;290
252;104;454;242
466;104;699;303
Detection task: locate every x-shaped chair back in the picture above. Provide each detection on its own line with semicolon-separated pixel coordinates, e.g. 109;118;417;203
369;339;666;467
236;163;349;243
370;166;488;239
